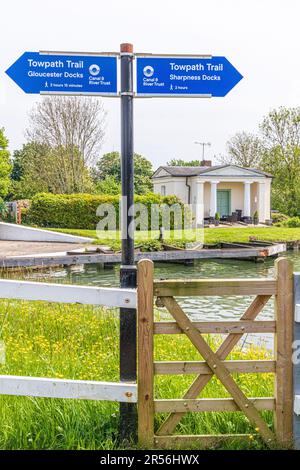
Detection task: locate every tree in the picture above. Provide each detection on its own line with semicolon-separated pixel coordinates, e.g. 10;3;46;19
11;143;50;198
26;96;107;167
167;158;202;166
11;96;106;198
218;131;263;168
95;175;121;195
93;151;153;194
94;152;121;181
11;142;94;199
0;128;12;198
259;107;300;215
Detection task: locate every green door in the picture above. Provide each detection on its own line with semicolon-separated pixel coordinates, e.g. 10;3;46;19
217;190;231;217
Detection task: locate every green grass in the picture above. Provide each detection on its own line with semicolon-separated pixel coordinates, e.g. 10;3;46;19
0;300;275;450
52;226;300;251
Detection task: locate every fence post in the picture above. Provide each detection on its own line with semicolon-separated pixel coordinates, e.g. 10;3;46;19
119;42;136;442
137;259;154;448
274;257;294;446
293;273;300;449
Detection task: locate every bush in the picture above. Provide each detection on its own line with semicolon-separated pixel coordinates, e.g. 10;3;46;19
139;239;162;252
271;212;289;224
25;192;185;230
280;216;300;228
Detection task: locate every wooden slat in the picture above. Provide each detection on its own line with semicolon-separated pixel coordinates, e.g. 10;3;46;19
154;360;276;375
137;259;155;448
154;320;276;335
157;295;271;436
274;258;294;446
162;297;275;444
0;375;137;402
0;279;136;309
155;397;275;413
154;278;277;297
154;434;258;449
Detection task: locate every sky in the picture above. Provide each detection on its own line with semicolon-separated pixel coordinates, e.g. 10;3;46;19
0;0;299;169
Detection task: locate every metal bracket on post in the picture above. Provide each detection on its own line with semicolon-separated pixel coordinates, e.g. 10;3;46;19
119;42;137;444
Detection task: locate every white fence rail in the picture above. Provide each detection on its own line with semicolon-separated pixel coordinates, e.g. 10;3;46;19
0;279;136;309
0;375;137;402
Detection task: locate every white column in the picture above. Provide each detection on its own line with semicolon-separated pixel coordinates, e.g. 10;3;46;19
209;181;218;217
243;182;252;218
195;181;204;227
258;181;266;223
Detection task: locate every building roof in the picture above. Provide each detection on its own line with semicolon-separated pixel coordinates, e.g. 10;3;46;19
152;164;273;178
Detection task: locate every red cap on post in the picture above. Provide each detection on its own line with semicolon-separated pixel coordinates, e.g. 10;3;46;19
120;43;133;53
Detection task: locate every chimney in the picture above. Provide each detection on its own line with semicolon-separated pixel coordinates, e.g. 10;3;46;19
201;160;212;167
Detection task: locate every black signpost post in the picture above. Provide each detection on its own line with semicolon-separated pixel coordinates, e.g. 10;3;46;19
119;43;137;442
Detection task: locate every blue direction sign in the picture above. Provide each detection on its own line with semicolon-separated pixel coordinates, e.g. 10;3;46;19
136;56;242;97
5;52;117;95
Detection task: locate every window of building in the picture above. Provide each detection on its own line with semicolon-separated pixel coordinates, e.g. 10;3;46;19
161;185;166;196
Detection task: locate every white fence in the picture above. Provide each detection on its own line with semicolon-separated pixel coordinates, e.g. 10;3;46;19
0;279;136;308
0;279;137;403
0;376;137;402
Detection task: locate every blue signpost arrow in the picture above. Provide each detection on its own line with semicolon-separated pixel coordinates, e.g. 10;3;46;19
5;52;118;95
136;56;243;97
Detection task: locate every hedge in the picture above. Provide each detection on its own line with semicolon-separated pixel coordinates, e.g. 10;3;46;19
24;193;186;230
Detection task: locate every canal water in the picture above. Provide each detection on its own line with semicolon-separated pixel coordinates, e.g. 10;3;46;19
12;250;300;350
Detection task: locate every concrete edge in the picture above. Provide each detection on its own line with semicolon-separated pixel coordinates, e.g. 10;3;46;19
0;222;94;244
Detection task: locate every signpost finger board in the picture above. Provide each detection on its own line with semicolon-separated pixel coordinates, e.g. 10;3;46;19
5;52;118;96
136;55;243;97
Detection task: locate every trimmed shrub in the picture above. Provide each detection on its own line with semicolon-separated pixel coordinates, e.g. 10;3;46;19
280;216;300;228
25;192;185;230
271;212;289;224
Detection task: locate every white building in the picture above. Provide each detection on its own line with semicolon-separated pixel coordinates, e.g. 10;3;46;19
152;161;272;225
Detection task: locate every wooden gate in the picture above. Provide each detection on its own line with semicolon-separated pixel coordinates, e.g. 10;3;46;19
137;257;294;448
